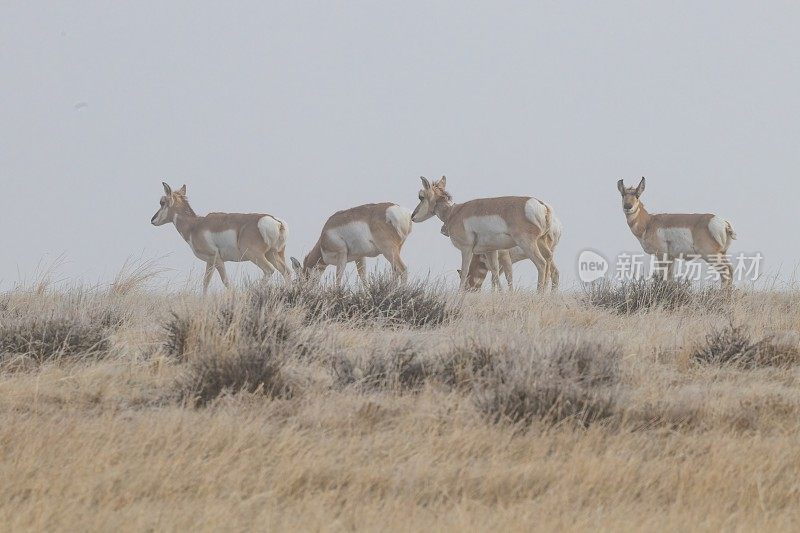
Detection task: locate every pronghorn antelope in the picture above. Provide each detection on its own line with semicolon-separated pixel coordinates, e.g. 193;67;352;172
291;203;413;285
617;177;737;287
460;211;563;290
413;176;559;292
151;182;291;292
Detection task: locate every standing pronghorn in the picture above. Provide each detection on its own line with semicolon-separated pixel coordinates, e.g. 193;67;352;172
460;210;563;290
291;203;413;285
151;182;291;292
617;177;737;287
412;176;559;292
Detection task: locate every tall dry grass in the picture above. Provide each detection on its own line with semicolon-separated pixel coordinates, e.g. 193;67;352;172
2;275;800;531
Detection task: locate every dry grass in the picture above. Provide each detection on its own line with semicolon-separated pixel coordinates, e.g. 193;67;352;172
2;278;800;531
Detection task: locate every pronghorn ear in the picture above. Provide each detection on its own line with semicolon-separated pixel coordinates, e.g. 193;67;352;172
177;184;187;196
290;257;301;271
162;182;172;195
616;179;625;195
635;177;646;197
420;176;431;190
436;175;447;189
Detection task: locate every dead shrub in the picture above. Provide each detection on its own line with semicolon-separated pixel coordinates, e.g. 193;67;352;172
583;278;729;314
172;297;306;406
693;326;800;369
247;275;457;328
0;317;110;365
472;339;621;426
333;342;428;392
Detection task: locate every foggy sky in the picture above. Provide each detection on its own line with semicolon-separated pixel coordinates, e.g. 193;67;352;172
3;1;800;290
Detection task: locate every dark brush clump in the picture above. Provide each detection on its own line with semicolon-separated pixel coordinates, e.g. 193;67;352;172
0;316;111;365
582;278;729;314
693;326;800;369
246;274;457;328
472;340;621;427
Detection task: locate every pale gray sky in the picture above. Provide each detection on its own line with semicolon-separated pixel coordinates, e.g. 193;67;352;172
3;1;800;289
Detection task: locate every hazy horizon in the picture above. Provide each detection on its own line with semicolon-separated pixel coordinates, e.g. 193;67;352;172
4;1;800;290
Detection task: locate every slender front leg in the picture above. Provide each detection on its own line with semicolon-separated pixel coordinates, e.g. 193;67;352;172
459;250;474;290
215;260;231;289
203;261;215;294
499;252;514;291
485;251;502;292
355;258;367;284
334;255;347;286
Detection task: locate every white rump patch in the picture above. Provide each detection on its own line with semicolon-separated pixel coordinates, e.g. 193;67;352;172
655;227;696;255
549;213;563;247
708;216;732;249
385;205;413;239
258;215;287;249
524;198;548;230
324;221;379;262
462;215;516;252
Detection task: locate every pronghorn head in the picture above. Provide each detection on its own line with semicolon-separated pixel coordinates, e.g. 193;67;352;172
411;175;449;222
617;177;646;215
457;258;487;291
290;255;323;281
151;182;187;226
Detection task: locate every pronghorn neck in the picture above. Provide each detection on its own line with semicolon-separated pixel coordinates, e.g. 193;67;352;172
434;198;456;227
625;202;651;239
172;200;200;241
304;240;324;269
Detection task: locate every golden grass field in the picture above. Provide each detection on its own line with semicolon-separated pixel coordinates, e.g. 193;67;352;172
2;273;800;532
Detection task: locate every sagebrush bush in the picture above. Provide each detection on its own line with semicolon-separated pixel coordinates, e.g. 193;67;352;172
436;341;500;389
332;342;428;392
0;317;110;364
693;326;800;369
583;278;728;314
172;297;303;406
246;275;457;328
178;342;294;407
472;339;621;426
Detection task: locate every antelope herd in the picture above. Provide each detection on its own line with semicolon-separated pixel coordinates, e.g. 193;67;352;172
152;176;737;292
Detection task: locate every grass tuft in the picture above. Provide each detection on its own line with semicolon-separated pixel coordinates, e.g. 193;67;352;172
583;278;729;314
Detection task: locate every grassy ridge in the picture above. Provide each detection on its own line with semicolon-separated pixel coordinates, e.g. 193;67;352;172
1;278;800;530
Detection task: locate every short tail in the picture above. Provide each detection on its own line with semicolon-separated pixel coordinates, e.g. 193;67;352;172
726;221;737;240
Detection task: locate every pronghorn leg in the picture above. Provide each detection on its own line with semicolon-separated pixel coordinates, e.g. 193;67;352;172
203;261;215;294
706;254;733;289
459;250;475;290
334;255;347;286
485;251;502;292
383;251;408;283
247;251;278;281
355;258;367;284
215;260;231;289
267;250;292;284
537;240;557;291
655;255;672;281
514;237;547;292
499;252;514;291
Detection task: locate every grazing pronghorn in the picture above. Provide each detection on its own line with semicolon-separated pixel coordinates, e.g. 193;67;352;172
151;182;291;292
460;211;563;290
291;203;413;285
617;177;737;287
413;176;559;291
